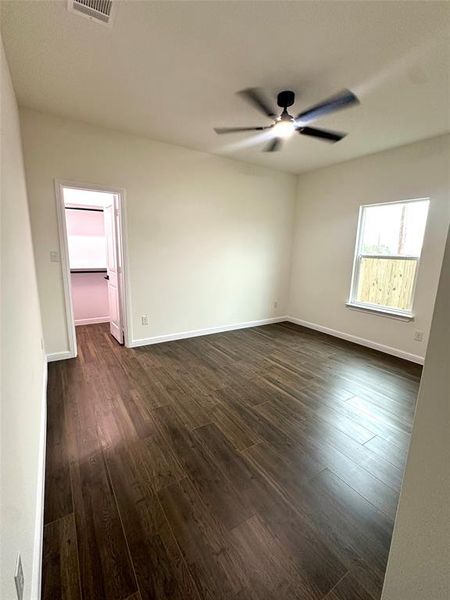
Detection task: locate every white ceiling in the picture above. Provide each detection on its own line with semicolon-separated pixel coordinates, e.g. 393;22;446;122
2;1;449;174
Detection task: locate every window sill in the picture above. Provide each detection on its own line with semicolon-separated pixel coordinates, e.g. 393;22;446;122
346;302;414;322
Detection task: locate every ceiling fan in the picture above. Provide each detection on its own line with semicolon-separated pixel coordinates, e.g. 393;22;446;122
214;88;359;152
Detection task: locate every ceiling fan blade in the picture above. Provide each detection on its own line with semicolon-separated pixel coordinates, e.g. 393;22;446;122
298;126;346;143
238;88;276;118
296;89;359;123
214;126;270;134
264;137;282;152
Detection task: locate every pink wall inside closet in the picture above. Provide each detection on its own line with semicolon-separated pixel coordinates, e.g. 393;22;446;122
66;208;110;324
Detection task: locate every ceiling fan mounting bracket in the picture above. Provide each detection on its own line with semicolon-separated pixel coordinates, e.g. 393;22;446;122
277;90;295;108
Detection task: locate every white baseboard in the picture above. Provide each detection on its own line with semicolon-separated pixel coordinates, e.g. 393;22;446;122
129;316;288;348
75;316;110;326
31;361;48;600
286;316;424;364
47;350;75;362
48;315;424;364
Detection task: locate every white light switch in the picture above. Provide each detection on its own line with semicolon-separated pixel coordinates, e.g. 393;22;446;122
50;250;60;263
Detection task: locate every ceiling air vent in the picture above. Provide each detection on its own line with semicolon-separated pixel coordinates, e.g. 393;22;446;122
68;0;115;26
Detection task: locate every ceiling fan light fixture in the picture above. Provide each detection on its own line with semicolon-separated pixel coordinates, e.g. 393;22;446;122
272;119;296;139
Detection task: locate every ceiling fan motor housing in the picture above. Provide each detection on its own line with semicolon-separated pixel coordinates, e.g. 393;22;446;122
277;90;295;108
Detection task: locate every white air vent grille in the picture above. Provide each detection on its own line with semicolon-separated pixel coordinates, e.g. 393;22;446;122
69;0;114;25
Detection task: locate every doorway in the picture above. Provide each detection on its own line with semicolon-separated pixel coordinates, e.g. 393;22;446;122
55;181;129;358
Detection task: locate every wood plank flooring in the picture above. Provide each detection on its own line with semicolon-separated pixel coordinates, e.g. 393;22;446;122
42;322;421;600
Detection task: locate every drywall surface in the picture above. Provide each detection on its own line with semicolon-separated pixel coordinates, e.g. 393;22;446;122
71;273;109;324
288;134;450;360
66;208;109;323
66;207;107;269
0;38;46;600
381;228;450;599
19;108;297;355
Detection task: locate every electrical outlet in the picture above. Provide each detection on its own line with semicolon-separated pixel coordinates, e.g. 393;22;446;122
49;250;60;263
273;301;278;309
14;554;24;600
141;315;149;326
414;330;424;342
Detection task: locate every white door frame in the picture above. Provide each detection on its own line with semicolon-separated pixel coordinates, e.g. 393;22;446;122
54;179;131;358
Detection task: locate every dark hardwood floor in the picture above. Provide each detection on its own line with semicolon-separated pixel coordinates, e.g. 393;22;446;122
42;322;421;600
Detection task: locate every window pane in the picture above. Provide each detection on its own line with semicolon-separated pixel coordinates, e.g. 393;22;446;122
356;257;417;310
361;200;429;256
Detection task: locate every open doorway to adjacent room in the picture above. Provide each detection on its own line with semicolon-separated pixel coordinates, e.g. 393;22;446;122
55;181;129;358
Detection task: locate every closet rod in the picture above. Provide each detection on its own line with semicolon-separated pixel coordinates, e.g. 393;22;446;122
70;269;107;274
65;206;104;212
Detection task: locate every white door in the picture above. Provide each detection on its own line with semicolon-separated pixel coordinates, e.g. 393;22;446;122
104;196;124;344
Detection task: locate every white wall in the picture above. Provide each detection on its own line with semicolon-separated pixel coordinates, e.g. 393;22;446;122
381;227;449;600
19;108;297;356
288;134;450;362
66;208;110;325
66;208;107;269
0;39;46;600
16;110;449;365
71;273;110;325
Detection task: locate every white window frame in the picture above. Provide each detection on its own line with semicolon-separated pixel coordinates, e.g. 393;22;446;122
347;197;430;320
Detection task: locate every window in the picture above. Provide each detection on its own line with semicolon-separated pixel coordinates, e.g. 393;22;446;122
349;198;429;317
